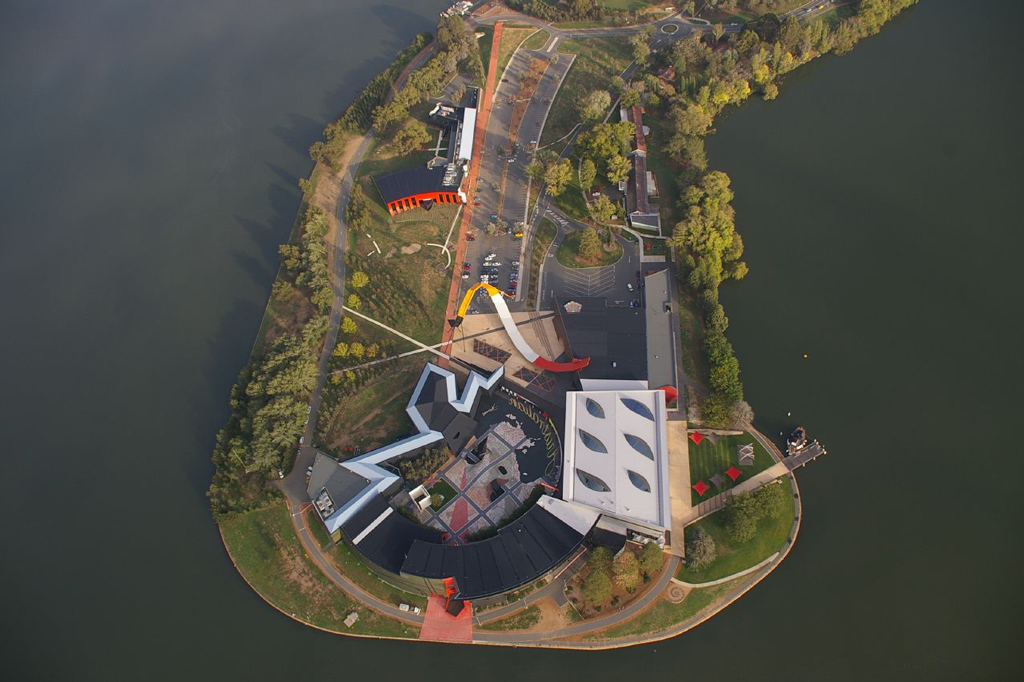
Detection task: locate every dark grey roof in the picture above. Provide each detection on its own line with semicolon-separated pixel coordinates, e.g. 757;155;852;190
644;269;678;392
372;164;463;205
554;297;648;383
341;494;444;575
399;503;585;600
306;452;370;516
412;368;481;453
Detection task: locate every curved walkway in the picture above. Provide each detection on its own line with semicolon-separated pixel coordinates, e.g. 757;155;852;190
672;552;779;588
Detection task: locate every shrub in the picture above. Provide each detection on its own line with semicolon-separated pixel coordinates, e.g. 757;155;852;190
684;526;717;569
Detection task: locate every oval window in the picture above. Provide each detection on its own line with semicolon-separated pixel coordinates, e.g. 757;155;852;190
585;397;606;419
577;469;611;493
620;397;655;421
627;470;651;493
578;429;608;454
624;433;655;461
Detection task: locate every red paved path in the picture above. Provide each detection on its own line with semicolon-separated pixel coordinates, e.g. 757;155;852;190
419;595;473;643
438;22;503;368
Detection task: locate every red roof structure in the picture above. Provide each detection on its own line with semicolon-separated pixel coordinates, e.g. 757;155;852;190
689;431;705;445
725;466;742;481
692;480;710;496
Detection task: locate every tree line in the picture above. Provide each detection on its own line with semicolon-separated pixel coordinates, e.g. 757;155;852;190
208;316;329;516
309;33;431;164
369;15;483;135
637;0;917;425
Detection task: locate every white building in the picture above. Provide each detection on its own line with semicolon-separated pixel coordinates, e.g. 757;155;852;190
561;389;671;541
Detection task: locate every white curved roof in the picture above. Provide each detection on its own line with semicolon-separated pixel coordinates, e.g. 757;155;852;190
562;389;670;531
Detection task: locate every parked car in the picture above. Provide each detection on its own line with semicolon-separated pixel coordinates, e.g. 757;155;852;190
512;260;520;266
462;273;469;279
627;283;633;292
466;233;476;241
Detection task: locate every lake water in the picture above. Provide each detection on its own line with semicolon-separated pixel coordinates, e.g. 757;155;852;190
1;0;1020;678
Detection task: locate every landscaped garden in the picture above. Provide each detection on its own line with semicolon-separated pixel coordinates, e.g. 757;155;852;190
677;477;796;584
688;432;775;505
526;218;557;307
556;228;622;268
428;479;458;511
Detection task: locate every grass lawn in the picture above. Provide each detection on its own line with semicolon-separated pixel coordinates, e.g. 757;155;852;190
675;281;708;388
527;218;557;308
479;605;542;631
677;477;796;583
303;509;427;609
541;37;634;149
521;28;549;52
642;238;669;257
688;432;775;505
219;504;417;638
429;479;458;511
592;579;741;639
821;4;856;28
316;356;422;456
478;25;494;77
556;228;622;268
495;26;537;80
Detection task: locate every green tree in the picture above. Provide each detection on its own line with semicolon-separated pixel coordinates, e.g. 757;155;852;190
612;550;641;590
711;23;726;45
351;271;369;288
341;317;357;334
588;194;616;223
346;294;361;310
639;541;664;576
392;119;432;154
724;492;760;543
366;343;379;359
349;342;365;359
578;227;602;261
544;158;573;196
580;89;611;122
333;342;349;358
347;183;371;232
629;35;650;64
620;87;641;108
606;154;630;185
579;158;597;190
580;565;612;603
754;481;788;519
587;546;613;573
684;526;717;569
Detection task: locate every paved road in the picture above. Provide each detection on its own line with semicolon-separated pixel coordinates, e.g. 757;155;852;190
475;555;681;645
538;205;641;308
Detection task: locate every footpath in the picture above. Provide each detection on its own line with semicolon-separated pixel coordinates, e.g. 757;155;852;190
438;22;504;367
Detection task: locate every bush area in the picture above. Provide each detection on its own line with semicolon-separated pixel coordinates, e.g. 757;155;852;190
316;357;423;457
479;604;542;631
219;504;417;638
400;447;452;486
677;477;795;583
556;227;622;268
507;0;660;28
567;542;664;618
495;26;540;79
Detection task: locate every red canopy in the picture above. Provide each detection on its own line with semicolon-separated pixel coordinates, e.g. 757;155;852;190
692;480;710;496
725;466;742;481
689;431;705;445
